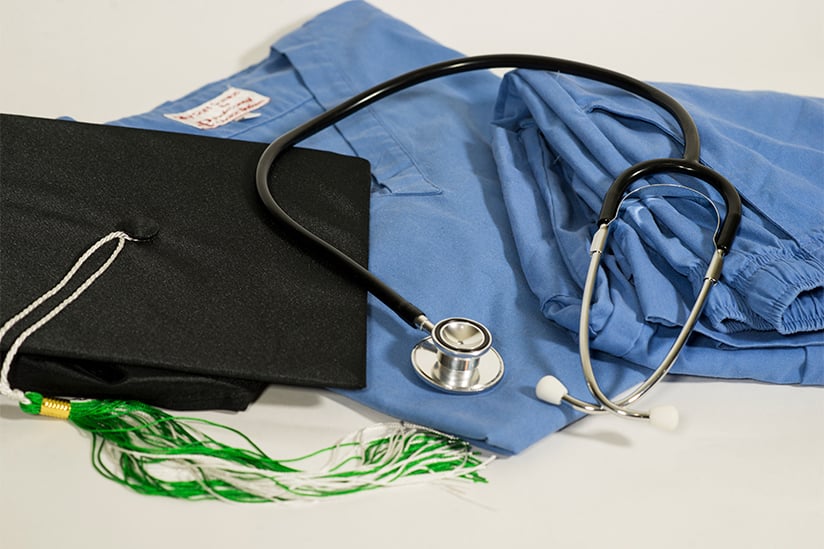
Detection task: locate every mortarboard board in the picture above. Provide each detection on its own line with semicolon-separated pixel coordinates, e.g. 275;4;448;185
0;113;371;411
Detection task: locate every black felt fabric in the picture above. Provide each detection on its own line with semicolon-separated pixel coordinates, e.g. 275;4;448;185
0;114;371;410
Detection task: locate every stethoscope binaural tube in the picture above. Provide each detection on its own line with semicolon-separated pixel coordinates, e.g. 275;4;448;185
255;54;741;411
536;160;741;429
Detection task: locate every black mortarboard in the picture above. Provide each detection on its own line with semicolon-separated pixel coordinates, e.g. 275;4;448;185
0;114;371;411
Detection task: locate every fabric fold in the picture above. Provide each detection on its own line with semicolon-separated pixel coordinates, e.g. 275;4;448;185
491;69;823;388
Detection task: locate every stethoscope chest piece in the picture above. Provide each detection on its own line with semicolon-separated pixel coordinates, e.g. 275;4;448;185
411;317;504;393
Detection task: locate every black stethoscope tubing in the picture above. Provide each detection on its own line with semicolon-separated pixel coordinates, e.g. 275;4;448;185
255;53;742;330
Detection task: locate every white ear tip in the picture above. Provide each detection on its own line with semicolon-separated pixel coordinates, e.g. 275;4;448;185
649;405;679;431
536;376;568;406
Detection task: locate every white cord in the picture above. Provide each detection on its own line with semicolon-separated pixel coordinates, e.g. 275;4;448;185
0;232;133;404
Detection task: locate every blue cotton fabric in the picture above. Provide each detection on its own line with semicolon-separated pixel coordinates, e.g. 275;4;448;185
491;72;824;388
111;1;822;454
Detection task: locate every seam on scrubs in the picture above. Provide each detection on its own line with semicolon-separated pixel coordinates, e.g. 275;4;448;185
273;27;440;197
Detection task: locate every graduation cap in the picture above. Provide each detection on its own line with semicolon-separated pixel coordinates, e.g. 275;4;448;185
0;113;371;410
0;114;487;501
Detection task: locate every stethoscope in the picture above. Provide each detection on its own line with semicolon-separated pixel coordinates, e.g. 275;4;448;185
255;54;742;429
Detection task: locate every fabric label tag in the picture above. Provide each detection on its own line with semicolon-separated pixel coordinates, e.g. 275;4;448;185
163;87;270;130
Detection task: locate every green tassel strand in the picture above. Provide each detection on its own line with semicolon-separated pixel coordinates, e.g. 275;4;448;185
20;392;491;502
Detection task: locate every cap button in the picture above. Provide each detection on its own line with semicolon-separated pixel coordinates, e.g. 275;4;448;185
117;216;159;241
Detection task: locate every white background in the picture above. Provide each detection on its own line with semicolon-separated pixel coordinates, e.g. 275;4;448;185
1;1;822;548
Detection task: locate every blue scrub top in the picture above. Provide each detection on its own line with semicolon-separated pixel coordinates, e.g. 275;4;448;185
112;1;823;454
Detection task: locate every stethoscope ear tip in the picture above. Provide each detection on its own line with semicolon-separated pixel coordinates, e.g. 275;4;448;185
535;375;568;406
649;405;679;431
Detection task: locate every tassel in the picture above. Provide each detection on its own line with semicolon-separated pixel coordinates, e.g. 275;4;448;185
19;392;491;502
2;231;491;502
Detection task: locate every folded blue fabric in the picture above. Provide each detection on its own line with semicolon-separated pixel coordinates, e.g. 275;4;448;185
111;1;822;454
491;72;824;386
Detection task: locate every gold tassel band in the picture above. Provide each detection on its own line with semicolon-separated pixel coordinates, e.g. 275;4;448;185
39;397;71;420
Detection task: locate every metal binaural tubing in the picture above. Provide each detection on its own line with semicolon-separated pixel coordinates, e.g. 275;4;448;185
577;238;649;420
568;226;725;419
561;393;610;415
